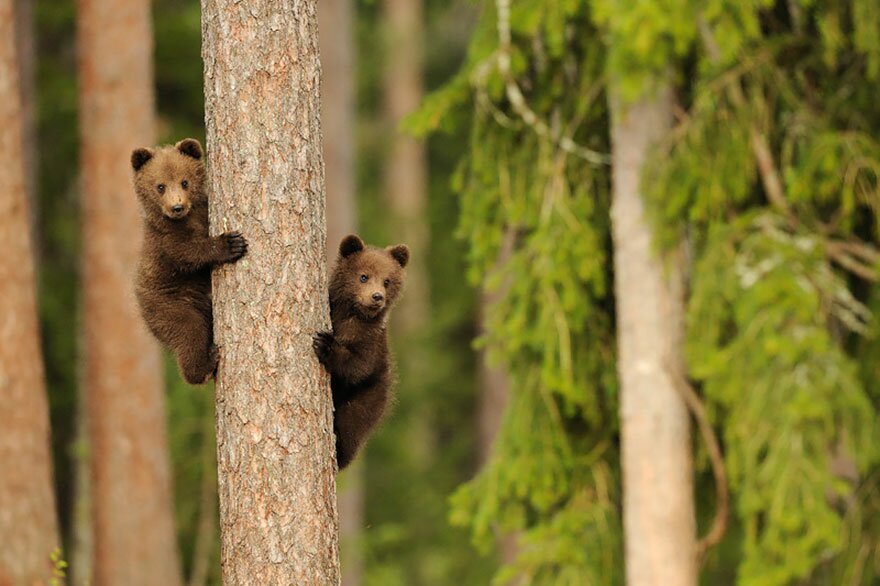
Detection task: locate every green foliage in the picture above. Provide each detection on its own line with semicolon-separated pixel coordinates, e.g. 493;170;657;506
416;1;622;582
643;3;880;583
687;214;877;585
49;547;68;586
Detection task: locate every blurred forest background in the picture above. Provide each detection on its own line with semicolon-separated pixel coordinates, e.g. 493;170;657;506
6;0;880;584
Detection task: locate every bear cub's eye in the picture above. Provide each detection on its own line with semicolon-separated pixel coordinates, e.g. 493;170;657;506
157;184;166;194
383;279;390;287
360;274;368;283
181;180;189;189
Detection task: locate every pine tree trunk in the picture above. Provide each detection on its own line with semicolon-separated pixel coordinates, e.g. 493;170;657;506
201;1;340;583
383;0;429;336
0;2;60;580
76;0;182;583
13;0;37;247
609;86;697;586
318;1;363;585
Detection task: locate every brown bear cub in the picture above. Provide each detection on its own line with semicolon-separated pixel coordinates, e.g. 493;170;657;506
313;234;409;469
132;138;247;385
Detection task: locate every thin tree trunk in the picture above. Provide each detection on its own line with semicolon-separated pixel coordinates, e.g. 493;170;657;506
477;232;518;571
201;1;340;582
477;325;520;568
13;0;37;248
383;0;429;336
609;85;697;586
318;2;363;585
188;410;218;586
383;0;433;475
76;0;182;583
0;2;60;580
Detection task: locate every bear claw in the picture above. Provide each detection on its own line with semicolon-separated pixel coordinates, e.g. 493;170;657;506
312;331;334;364
221;231;248;262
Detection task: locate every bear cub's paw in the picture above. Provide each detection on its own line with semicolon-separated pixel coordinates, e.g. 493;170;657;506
312;331;335;366
207;344;220;382
220;231;248;263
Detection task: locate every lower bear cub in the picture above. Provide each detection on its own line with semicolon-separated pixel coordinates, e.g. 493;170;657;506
132;138;247;384
313;234;409;469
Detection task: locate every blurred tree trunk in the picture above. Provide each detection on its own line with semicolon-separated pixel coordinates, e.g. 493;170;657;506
383;0;428;335
0;2;60;581
13;0;37;247
318;2;363;585
609;85;697;586
477;233;518;569
201;0;340;582
477;327;520;567
76;0;182;584
383;0;433;473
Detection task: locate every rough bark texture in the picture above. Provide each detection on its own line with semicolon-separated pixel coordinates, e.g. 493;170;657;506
609;86;697;586
0;2;60;581
76;0;182;584
318;1;363;585
201;1;341;583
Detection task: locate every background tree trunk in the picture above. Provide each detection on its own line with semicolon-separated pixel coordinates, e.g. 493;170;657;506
382;0;434;478
383;0;429;336
13;0;37;247
609;85;697;586
201;1;341;582
0;1;60;580
318;1;363;585
76;0;182;583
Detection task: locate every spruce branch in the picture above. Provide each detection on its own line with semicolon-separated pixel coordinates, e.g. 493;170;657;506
494;0;610;165
697;17;792;217
699;17;880;283
665;356;730;560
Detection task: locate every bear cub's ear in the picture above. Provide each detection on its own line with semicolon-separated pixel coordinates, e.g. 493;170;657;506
176;138;203;160
131;148;153;171
387;244;409;268
339;234;365;258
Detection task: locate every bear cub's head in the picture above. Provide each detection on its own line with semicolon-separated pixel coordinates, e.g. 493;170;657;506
331;234;409;321
131;138;206;222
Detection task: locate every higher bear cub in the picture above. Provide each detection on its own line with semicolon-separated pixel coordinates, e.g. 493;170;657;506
132;138;247;384
313;234;409;469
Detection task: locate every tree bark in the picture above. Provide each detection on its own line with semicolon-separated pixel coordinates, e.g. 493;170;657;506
609;85;697;586
0;2;60;581
201;1;340;583
76;0;182;584
318;1;363;585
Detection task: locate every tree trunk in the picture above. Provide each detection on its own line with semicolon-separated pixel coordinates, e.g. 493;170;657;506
201;1;340;583
13;0;37;247
383;0;429;336
382;0;434;476
76;0;182;583
0;2;60;581
318;1;363;585
609;85;697;586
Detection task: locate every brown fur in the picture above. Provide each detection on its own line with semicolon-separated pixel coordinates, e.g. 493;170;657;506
313;234;409;469
132;138;247;385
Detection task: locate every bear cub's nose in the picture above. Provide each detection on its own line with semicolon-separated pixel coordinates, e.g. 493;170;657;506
171;204;184;214
372;292;384;302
